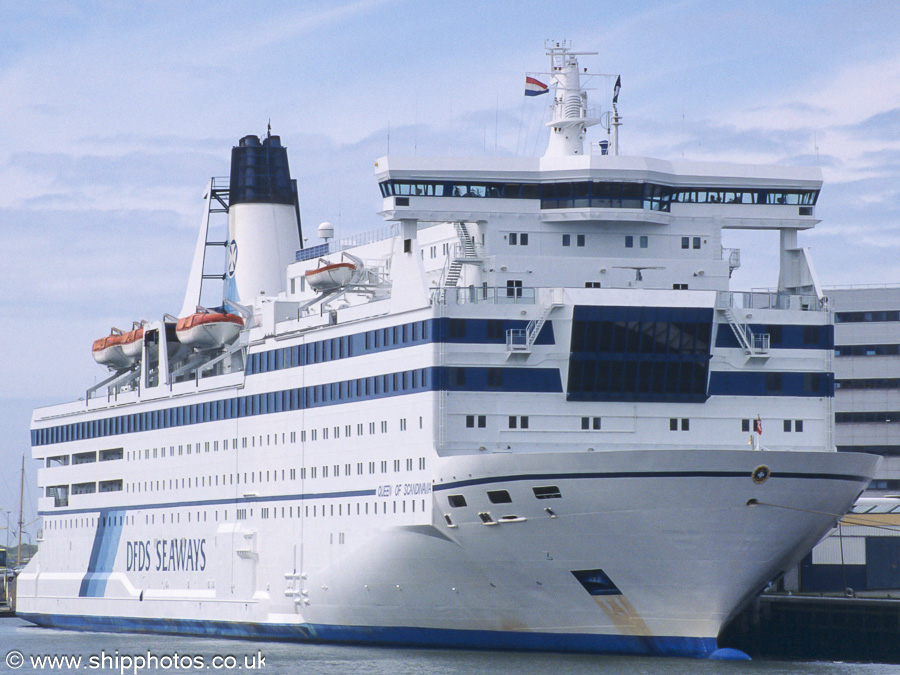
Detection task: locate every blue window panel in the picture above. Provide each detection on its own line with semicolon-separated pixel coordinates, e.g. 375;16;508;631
440;367;561;393
708;371;833;397
715;323;833;350
568;306;712;403
244;318;557;379
438;318;555;346
34;365;565;446
296;243;329;262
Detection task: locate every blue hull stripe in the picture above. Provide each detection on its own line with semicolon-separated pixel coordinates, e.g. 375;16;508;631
33;366;562;448
15;613;716;658
79;509;125;597
433;469;871;491
40;470;868;518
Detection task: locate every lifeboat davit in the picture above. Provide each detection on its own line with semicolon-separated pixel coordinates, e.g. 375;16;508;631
305;261;356;291
92;332;133;369
120;326;144;360
176;312;243;350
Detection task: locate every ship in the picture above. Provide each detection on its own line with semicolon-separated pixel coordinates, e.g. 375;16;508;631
17;41;878;657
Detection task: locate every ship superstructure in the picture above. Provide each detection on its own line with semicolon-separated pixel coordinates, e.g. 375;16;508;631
18;42;877;657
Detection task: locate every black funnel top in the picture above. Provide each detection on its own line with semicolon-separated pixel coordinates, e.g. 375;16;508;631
229;133;295;205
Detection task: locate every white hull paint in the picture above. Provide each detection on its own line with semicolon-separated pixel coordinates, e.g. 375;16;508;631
17;445;875;653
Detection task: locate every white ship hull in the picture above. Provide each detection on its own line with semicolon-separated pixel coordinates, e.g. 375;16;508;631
16;448;875;655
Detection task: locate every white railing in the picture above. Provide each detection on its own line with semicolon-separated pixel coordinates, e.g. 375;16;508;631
296;223;400;261
723;247;741;270
751;332;770;352
431;286;536;306
717;290;822;311
506;329;527;350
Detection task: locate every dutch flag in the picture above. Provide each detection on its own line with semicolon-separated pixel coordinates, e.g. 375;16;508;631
525;76;548;97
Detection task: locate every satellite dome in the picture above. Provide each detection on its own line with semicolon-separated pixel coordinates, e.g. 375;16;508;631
318;222;334;240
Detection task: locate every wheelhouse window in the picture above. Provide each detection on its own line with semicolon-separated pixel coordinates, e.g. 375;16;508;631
374;179;818;212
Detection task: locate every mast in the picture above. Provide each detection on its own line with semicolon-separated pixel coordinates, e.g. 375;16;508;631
542;40;602;157
17;454;23;567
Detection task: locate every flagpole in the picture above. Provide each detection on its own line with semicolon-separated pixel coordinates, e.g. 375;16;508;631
611;75;621;156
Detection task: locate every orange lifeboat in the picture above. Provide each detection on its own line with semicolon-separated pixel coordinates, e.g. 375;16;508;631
91;331;133;369
305;261;356;291
176;311;243;350
120;326;144;360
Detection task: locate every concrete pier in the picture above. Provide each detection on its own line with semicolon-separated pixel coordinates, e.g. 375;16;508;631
721;593;900;662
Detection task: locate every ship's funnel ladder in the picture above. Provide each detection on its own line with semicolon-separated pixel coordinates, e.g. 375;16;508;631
180;177;230;316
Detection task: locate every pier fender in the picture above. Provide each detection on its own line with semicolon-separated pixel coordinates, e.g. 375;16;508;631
709;647;751;661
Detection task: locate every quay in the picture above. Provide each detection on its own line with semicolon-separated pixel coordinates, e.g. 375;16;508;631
721;592;900;662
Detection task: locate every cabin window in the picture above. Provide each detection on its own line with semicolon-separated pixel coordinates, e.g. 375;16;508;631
487;490;512;504
533;485;562;500
506;280;523;298
581;416;601;430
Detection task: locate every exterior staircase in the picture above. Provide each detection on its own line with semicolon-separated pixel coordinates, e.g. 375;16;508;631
442;222;481;287
507;290;564;352
716;293;769;356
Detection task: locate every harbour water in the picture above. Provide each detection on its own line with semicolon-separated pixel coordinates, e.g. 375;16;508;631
0;618;896;675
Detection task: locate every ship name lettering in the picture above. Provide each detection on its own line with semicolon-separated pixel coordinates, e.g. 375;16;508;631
125;540;152;572
402;482;431;496
376;484;392;497
155;537;207;572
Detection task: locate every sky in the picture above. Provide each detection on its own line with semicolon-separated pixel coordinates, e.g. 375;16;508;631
2;0;900;540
